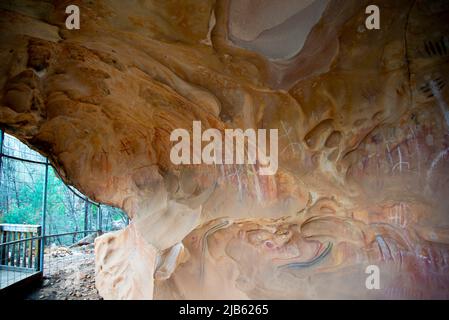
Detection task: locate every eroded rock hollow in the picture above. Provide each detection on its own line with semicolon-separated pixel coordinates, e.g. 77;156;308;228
1;0;449;299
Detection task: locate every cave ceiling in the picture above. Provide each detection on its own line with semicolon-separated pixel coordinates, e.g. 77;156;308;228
1;0;449;299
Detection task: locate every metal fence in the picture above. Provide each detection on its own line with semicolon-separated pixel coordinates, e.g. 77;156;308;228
0;224;42;289
0;130;128;294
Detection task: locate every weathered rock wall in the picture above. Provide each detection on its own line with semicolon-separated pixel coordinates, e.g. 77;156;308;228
1;0;448;299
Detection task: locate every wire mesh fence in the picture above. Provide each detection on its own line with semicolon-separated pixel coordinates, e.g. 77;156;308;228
43;231;97;277
0;132;128;234
0;130;128;295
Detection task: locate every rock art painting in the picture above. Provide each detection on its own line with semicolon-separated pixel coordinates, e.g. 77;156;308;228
1;0;449;299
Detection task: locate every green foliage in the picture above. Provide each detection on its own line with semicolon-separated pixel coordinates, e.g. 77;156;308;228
0;133;128;244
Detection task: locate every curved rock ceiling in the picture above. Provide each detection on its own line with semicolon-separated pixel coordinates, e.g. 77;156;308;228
1;0;449;299
228;0;329;60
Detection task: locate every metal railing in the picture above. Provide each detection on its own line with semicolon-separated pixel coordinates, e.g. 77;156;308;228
0;227;100;291
0;224;42;290
0;224;42;272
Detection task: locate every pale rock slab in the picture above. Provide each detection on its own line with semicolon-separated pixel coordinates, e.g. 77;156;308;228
0;0;449;299
95;224;157;299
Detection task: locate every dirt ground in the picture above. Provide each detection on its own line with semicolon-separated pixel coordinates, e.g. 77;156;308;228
26;245;102;300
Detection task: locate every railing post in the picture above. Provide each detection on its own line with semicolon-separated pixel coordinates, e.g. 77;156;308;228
0;226;6;266
0;129;4;156
84;201;89;237
35;226;42;271
39;159;49;272
97;205;103;236
0;129;4;186
0;130;3;225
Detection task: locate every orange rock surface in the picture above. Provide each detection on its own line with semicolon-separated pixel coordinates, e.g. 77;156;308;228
1;0;449;299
